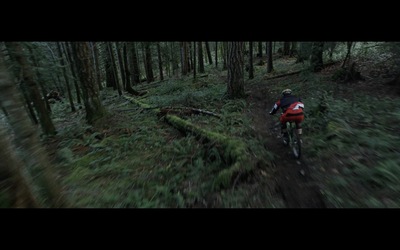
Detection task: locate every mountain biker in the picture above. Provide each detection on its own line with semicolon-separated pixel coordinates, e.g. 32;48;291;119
269;89;304;145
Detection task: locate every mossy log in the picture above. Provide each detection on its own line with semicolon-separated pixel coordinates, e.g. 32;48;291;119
124;95;251;190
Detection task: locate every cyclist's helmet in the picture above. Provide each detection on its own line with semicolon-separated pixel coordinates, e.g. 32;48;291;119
281;89;292;96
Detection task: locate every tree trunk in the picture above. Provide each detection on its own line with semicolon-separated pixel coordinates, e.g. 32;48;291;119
198;42;205;73
283;42;290;56
108;42;122;95
265;42;268;56
116;42;127;91
130;42;141;84
56;42;76;112
27;46;52;113
144;42;154;83
72;42;106;125
205;42;213;65
310;42;324;72
215;42;218;69
193;42;196;79
248;42;254;79
0;123;39;208
227;42;245;99
267;41;273;73
65;42;82;104
341;41;353;68
180;42;189;76
188;42;193;72
222;42;227;70
258;42;263;57
157;42;164;81
290;42;297;57
7;42;57;136
93;42;103;91
0;53;68;207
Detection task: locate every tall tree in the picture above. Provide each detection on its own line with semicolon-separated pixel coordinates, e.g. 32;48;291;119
215;42;218;68
72;42;106;125
122;43;134;93
198;42;205;73
193;42;197;79
157;42;164;81
290;42;297;57
65;42;82;104
144;42;154;82
310;42;324;72
222;42;227;70
109;43;122;95
6;42;57;136
92;42;103;91
267;41;273;73
227;42;245;99
56;42;76;112
0;52;68;208
170;42;178;77
116;42;128;91
283;42;290;56
258;42;263;57
180;42;189;76
249;42;254;79
130;42;141;84
205;42;213;65
27;45;52;113
341;41;354;68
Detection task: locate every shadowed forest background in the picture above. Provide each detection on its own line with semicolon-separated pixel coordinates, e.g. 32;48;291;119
0;41;399;208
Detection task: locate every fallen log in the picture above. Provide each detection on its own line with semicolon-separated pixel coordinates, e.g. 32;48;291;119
264;61;338;80
123;95;251;190
264;70;302;80
159;107;221;118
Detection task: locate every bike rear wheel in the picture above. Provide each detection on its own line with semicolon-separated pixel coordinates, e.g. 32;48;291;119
287;122;301;159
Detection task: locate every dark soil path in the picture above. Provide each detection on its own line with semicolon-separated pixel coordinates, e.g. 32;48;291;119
246;81;326;208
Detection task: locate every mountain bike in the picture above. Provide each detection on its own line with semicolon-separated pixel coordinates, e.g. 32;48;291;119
286;121;301;159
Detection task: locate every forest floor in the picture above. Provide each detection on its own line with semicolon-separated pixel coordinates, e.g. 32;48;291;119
42;47;400;208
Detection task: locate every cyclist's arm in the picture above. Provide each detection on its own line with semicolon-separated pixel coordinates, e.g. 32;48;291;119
269;100;280;115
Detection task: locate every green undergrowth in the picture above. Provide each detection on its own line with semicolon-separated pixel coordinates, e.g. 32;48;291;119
50;71;275;207
307;93;400;207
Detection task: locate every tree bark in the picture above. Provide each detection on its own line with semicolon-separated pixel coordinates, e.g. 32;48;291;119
0;53;69;207
157;42;164;81
65;42;82;104
56;42;76;112
267;41;273;73
198;42;205;73
215;42;218;69
144;42;154;83
193;42;197;79
72;42;107;125
227;42;245;99
258;42;263;57
310;42;324;72
205;42;213;65
7;42;57;136
248;42;254;79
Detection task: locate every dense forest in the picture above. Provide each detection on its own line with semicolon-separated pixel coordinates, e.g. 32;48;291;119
0;41;399;208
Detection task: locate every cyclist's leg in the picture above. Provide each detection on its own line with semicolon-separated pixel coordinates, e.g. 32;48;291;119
294;115;304;142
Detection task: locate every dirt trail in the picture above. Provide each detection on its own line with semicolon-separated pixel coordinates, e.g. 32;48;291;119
247;82;326;208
